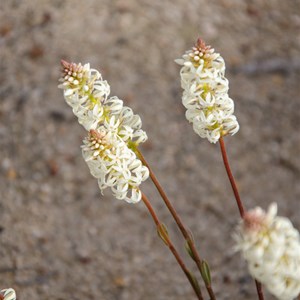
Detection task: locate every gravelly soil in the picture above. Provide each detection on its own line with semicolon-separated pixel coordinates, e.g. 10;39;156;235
1;1;300;299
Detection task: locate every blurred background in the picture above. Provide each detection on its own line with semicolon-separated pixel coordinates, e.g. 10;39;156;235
1;0;300;299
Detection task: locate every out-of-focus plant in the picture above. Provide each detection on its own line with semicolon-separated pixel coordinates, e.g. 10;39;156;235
0;289;16;300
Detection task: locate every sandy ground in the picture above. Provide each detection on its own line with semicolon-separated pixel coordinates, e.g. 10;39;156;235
1;0;300;299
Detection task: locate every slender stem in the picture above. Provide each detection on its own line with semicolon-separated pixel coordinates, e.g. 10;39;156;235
141;193;204;300
137;149;190;236
255;281;265;300
219;137;264;300
137;149;216;300
142;192;160;226
218;137;244;218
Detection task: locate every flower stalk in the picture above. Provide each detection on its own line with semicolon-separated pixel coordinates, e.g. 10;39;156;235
219;137;244;218
219;137;264;300
141;193;204;300
137;149;216;300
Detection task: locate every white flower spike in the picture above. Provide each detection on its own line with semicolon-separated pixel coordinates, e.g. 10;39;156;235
58;60;147;147
235;203;300;300
82;129;149;203
0;289;16;300
59;61;149;202
176;38;239;143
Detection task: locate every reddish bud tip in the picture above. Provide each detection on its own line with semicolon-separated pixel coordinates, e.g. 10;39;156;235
90;129;105;141
61;59;70;68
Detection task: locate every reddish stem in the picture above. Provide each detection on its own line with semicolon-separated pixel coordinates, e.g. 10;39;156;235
137;149;216;300
141;193;203;300
219;137;245;218
219;137;264;300
255;281;265;300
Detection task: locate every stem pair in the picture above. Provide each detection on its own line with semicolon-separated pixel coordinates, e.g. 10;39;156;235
137;149;216;300
141;193;203;300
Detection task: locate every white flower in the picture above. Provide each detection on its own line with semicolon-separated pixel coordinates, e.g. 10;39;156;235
82;128;149;203
116;106;148;145
0;289;16;300
176;38;239;143
59;60;111;100
58;61;149;202
58;60;110;130
58;61;147;147
235;203;300;300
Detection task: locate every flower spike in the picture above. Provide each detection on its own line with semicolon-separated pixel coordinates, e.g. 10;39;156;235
235;204;300;300
58;60;147;147
59;61;149;202
176;39;239;143
82;128;149;203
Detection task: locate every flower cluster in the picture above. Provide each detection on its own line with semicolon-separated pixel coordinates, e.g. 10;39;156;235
59;60;147;145
59;61;149;203
235;204;300;300
176;39;239;143
82;128;149;203
0;289;16;300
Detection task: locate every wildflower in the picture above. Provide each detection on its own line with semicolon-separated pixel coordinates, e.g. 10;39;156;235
82;127;149;203
58;60;110;129
58;61;147;147
58;61;149;202
0;289;16;300
176;38;239;143
235;203;300;300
